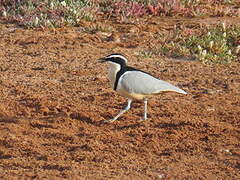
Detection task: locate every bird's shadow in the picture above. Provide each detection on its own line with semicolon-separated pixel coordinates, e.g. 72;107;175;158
70;112;96;125
0;116;18;124
113;122;145;131
70;112;110;127
96;115;145;129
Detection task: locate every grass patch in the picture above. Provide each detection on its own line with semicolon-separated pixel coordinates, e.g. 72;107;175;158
1;0;240;27
0;0;98;27
104;0;240;19
148;22;240;64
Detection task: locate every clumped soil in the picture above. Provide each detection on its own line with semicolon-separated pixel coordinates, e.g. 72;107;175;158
0;17;239;180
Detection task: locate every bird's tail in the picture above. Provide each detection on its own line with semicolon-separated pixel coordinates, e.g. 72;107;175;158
174;87;187;95
157;80;187;95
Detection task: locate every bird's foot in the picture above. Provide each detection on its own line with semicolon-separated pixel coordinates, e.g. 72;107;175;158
139;117;147;122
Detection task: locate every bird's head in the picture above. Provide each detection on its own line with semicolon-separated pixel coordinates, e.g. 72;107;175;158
99;53;128;67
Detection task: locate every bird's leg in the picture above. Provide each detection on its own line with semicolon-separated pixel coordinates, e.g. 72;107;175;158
107;99;132;122
140;99;148;121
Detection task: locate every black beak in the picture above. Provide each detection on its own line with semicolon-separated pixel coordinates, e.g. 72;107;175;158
98;57;106;63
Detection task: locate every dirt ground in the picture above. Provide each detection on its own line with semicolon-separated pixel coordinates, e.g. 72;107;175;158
0;17;239;180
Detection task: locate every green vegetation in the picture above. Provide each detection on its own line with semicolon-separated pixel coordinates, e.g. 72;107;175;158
0;0;98;27
157;23;240;64
1;0;239;27
0;0;239;64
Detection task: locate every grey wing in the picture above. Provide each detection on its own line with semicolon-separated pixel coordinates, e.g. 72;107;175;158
120;71;187;95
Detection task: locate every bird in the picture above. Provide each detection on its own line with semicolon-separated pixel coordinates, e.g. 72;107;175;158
99;53;187;122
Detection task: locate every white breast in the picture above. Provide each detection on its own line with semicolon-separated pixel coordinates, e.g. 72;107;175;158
107;62;121;88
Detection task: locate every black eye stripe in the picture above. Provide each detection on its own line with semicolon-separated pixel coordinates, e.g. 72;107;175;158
105;57;126;66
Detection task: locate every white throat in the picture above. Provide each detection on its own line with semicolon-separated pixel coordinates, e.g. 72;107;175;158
107;62;121;88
